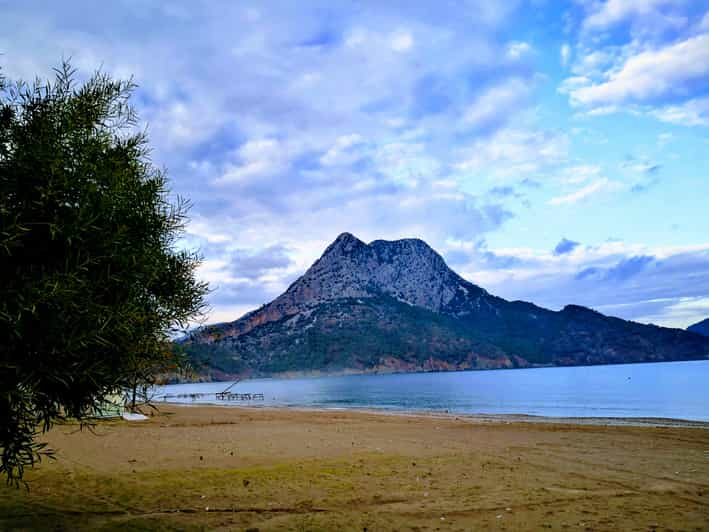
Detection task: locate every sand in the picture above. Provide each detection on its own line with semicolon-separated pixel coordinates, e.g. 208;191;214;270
1;405;708;531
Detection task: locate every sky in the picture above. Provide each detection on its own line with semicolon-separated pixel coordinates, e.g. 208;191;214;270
1;0;708;328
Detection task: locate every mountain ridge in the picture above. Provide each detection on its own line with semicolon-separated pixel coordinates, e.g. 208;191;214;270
183;233;709;378
688;318;709;337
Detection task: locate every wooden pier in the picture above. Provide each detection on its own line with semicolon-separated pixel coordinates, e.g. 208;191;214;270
158;380;264;403
215;392;264;401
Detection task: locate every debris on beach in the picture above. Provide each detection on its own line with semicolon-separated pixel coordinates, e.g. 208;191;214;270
122;412;149;421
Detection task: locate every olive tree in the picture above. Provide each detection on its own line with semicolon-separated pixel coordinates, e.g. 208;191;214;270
0;63;208;485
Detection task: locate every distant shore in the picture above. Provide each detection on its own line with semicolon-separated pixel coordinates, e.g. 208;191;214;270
3;404;708;530
165;356;709;384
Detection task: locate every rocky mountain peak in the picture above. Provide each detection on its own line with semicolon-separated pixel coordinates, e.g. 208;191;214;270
293;233;480;312
322;232;367;256
209;233;490;341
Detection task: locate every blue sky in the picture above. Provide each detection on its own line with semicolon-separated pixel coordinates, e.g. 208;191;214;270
2;0;708;327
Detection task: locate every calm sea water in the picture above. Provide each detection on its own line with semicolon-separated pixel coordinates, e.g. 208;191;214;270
155;360;709;422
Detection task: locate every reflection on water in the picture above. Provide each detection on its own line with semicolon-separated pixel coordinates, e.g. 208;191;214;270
156;360;709;421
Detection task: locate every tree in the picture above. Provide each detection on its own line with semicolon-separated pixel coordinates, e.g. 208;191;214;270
0;62;208;485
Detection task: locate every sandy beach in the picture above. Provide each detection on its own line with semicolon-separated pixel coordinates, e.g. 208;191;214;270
1;405;708;531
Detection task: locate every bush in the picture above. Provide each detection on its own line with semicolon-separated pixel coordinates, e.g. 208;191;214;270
0;62;208;485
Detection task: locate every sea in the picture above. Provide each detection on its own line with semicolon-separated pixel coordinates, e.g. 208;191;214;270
154;359;709;422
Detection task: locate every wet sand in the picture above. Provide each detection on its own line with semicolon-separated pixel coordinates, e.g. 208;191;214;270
1;405;708;531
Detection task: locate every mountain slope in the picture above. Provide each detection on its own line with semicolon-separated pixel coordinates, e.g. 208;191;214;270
184;233;709;377
688;318;709;337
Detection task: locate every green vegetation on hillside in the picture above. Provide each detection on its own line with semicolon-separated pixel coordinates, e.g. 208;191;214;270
184;294;709;378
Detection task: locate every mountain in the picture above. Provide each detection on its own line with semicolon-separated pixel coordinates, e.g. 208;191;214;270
688;318;709;337
183;233;709;378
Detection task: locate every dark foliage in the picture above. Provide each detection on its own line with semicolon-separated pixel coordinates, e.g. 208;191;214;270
0;63;208;485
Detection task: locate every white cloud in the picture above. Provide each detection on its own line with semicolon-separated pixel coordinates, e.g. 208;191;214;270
213;139;289;185
197;258;235;286
582;0;688;31
548;178;617;205
462;78;530;128
620;159;660;174
557;75;591;95
565;1;708;128
657;132;673;146
559;165;602;185
452;239;709;328
456;128;568;178
374;141;441;185
668;297;709;312
569;34;709;107
506;41;531;60
390;31;414;52
345;28;367;48
571;49;615;77
584;105;620;116
654;297;709;327
651;96;709;126
560;43;571;67
320;134;365;166
187;217;232;244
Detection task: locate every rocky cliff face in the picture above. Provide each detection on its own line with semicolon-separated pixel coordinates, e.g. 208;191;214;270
295;232;487;312
185;233;709;377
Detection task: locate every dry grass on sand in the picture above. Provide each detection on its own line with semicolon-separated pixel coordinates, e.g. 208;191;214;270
1;405;708;531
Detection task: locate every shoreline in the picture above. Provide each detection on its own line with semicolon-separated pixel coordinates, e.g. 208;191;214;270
166;357;709;384
157;401;709;429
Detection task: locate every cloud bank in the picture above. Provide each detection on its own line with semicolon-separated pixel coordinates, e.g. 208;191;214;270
1;0;707;327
